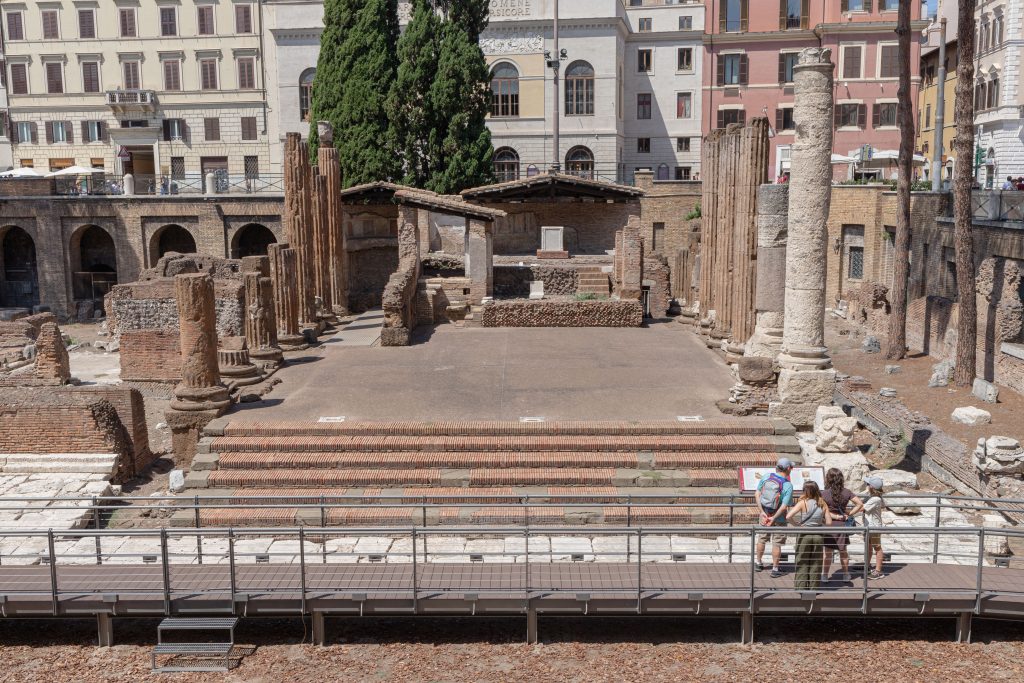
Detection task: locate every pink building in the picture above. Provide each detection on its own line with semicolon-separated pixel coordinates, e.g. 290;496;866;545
702;0;925;180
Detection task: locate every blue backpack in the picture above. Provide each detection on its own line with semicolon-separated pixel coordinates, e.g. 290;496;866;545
759;473;787;514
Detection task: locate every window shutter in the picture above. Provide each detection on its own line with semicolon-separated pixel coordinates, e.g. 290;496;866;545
872;103;880;128
841;0;849;12
740;0;749;32
775;108;783;131
9;123;17;144
779;0;786;30
801;0;810;28
778;54;786;84
739;55;749;85
45;122;54;144
100;121;108;142
834;105;841;129
162;120;171;142
866;0;873;12
716;54;725;86
719;9;726;33
738;110;746;126
64;122;73;143
182;121;189;144
858;104;867;128
717;109;724;129
81;121;89;142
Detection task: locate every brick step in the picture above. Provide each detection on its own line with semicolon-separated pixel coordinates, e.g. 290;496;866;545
207;434;793;454
208;450;780;471
212;419;783;438
200;467;741;489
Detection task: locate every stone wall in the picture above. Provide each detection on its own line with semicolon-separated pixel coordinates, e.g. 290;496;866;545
488;201;640;255
348;245;399;312
494;264;578;297
643;255;672;317
633;172;702;262
481;299;644;328
60;386;151;474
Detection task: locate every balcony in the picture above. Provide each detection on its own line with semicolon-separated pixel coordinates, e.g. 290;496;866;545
105;89;157;114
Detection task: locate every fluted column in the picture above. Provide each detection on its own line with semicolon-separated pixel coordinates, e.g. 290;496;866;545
268;242;308;351
318;143;348;316
746;183;789;359
170;273;230;411
244;270;283;367
310;170;333;315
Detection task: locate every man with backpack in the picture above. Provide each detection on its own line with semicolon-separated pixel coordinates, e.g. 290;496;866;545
754;458;795;578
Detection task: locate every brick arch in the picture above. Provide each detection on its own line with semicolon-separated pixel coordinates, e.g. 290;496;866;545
150;224;198;265
68;224;118;303
229;222;277;259
0;224;40;308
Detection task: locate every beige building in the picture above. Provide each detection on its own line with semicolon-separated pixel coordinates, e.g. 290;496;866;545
2;0;270;192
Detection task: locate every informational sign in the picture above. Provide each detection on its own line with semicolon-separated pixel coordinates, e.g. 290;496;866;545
738;466;825;494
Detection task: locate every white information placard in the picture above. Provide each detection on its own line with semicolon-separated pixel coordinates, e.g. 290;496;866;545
738;466;825;494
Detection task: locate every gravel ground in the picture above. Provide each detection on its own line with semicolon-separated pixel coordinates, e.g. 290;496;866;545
2;617;1023;682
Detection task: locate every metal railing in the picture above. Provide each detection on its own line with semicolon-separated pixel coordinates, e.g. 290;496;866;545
50;173;285;197
0;525;1021;617
970;190;1024;222
105;89;157;106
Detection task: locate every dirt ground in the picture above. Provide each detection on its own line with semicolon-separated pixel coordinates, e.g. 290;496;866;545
1;616;1022;682
826;317;1024;444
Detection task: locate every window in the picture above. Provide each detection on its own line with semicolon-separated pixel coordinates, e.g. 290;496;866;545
874;102;897;128
163;60;182;91
163;118;186;141
676;92;692;119
123;61;141;90
82;120;105;142
636;93;652;120
677;137;691;153
565;61;594;116
160;7;177;36
244;156;259;179
119;8;136;37
82;62;101;93
637;49;652;73
14;122;38;143
47;121;72;144
0;62;6;89
776;107;795;131
45;63;64;94
637;138;650;153
677;48;693;72
717;108;745;127
241;116;258;140
235;4;254;33
565;146;594;178
840;45;862;79
6;12;24;40
299;68;315;121
49;158;74;172
843;225;865;281
879;44;898;79
90;158;104;170
237;58;256;89
944;247;957;294
842;0;866;10
835;103;865;128
779;52;799;84
490;63;519;117
197;6;215;35
170;157;186;179
925;103;931;127
652;222;665;250
675;167;692;181
782;0;808;29
493;147;519;182
79;9;96;38
10;64;28;95
721;0;748;32
880;0;899;9
848;246;864;279
987;77;1000;109
41;10;59;39
204;118;220;141
656;164;669;180
679;16;692;30
119;119;149;128
200;59;218;90
719;54;747;85
638;17;652;32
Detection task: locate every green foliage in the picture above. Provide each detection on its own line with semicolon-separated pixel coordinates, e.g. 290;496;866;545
685;202;701;220
310;0;401;185
388;0;443;188
426;0;494;193
576;293;603;301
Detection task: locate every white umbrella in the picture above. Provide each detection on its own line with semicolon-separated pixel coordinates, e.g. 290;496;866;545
0;167;43;177
830;153;855;164
45;165;105;177
864;150;928;165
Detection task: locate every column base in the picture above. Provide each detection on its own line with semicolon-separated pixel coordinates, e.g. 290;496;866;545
279;334;309;352
250;347;284;367
165;407;225;465
745;327;784;359
777;345;833;371
768;368;837;429
171;384;231;412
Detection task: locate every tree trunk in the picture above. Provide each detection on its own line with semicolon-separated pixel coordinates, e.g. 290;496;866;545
953;0;978;387
885;0;914;360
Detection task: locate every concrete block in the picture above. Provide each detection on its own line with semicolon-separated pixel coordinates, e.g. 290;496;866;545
183;470;211;489
738;356;774;384
190;453;220;471
951;406;991;426
972;378;999;403
203;418;230;437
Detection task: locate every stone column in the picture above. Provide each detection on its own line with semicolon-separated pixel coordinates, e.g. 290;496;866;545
284;133;317;326
746;183;789;359
166;273;230;463
310;170;333;317
771;48;837;428
217;336;261;389
618;216;644;300
466;218;493;304
268;242;308;351
243;270;283;368
698;129;722;323
318;144;348;316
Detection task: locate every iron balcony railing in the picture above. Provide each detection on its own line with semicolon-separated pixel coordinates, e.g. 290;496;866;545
51;173;285;197
105;89;157;106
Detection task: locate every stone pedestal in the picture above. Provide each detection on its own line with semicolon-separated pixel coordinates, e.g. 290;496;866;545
218;348;262;389
466;218;493;305
243;271;283;368
268;243;308;351
537;226;568;258
747;183;788;359
770;368;837;428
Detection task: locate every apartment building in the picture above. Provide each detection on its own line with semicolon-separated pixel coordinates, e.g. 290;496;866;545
973;0;1024;186
703;0;925;179
916;0;958;186
265;0;704;184
0;34;12;170
2;0;270;189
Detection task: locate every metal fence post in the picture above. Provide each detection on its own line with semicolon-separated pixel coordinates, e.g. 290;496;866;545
92;497;102;565
321;496;328;565
728;496;736;562
195;496;204;566
748;528;756;613
48;530;58;616
411;529;418;613
636;528;643;613
975;528;985;614
161;529;171;615
862;527;870;613
228;530;237;614
932;497;942;564
299;527;307;616
524;527;530;598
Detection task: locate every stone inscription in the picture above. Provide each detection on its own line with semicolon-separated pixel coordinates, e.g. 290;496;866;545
491;0;533;18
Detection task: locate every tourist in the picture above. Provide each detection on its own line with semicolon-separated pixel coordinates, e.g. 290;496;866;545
786;481;833;589
1002;176;1015;190
861;475;886;579
754;457;794;578
821;468;864;583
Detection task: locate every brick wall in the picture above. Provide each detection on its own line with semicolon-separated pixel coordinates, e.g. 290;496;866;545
634;173;702;261
643;255;671;317
120;329;182;383
489;201;641;255
61;385;152;473
349;245;399;312
481;300;644;327
0;179;55;196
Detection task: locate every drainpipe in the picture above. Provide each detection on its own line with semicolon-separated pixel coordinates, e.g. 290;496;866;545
551;0;559;172
932;18;947;191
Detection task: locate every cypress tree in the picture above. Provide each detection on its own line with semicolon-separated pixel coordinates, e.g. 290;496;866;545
388;0;442;188
427;0;494;194
310;0;401;185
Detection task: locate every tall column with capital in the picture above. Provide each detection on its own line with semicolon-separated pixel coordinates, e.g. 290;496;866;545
317;127;348;316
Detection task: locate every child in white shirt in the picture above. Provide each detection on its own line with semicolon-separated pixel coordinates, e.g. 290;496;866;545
861;475;885;579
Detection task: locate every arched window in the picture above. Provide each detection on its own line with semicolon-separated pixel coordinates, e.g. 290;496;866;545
299;68;316;121
656;164;669;181
493;147;520;182
490;63;519;118
526;164;540;178
565;61;595;116
565;146;594;179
